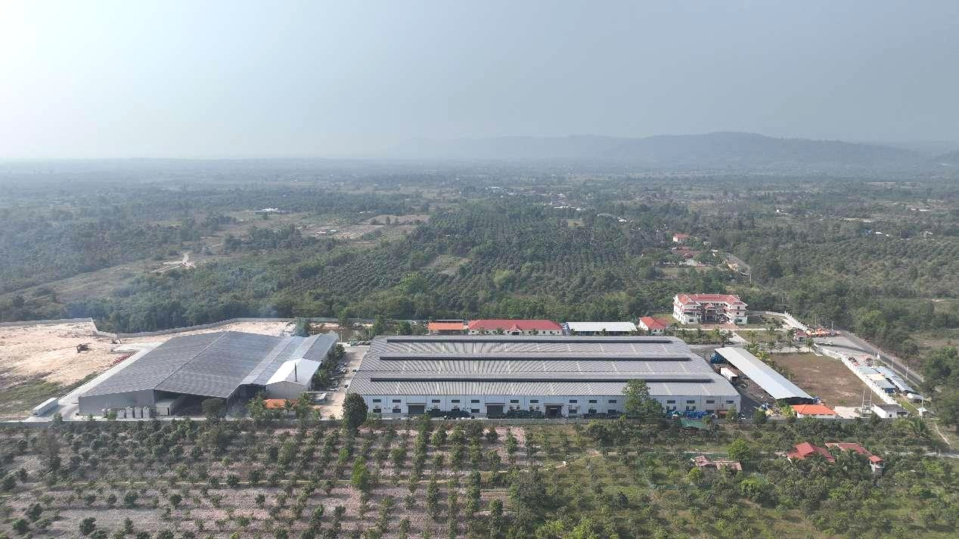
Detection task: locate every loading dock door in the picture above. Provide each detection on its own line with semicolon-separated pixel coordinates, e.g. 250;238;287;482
407;405;426;416
486;404;505;418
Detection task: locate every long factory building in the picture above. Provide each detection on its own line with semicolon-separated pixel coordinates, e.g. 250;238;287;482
348;335;740;418
78;331;338;417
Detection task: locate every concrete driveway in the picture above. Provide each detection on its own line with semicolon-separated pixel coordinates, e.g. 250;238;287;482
315;345;368;420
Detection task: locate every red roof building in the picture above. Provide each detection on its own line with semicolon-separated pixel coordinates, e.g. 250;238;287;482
638;316;668;335
467;319;563;336
673;233;690;243
427;320;467;334
786;442;836;463
791;404;838;419
673;293;748;325
826;442;884;473
264;399;290;410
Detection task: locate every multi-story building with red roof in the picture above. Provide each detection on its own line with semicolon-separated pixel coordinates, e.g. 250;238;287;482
673;294;748;325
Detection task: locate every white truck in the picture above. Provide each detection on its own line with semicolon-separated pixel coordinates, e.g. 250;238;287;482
32;397;59;416
720;367;739;383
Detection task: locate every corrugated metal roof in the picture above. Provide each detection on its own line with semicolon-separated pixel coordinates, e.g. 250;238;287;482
83;333;224;397
715;347;812;401
155;332;281;398
252;333;337;385
467;319;563;331
303;333;338;362
564;322;638;333
874;366;915;393
84;331;338;400
267;358;322;386
246;336;303;386
349;335;738;398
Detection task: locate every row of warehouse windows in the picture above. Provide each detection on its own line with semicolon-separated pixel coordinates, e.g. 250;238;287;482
373;398;733;405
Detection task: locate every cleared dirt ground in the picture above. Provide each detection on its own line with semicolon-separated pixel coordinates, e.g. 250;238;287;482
770;353;871;407
0;320;121;387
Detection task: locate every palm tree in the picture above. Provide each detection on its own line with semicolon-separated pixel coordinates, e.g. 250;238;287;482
906;417;931;444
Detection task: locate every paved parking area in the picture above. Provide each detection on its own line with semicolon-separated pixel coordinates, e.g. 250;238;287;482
315;345;368;420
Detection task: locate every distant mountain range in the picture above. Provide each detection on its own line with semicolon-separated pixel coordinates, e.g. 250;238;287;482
393;132;955;171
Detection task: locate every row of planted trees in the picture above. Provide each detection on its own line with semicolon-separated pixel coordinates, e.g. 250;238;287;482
1;403;541;538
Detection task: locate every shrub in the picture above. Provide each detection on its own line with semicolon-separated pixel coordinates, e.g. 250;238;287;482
79;517;97;536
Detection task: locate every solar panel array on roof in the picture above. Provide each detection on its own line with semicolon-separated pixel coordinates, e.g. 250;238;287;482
715;347;813;402
350;335;738;398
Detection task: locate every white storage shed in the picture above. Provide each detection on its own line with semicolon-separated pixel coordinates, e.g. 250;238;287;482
265;358;322;400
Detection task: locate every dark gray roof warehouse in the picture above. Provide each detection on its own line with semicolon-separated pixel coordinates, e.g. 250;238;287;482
78;331;337;416
348;335;740;418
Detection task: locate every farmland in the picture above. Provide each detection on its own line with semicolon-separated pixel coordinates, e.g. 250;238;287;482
3;166;959;373
0;416;956;538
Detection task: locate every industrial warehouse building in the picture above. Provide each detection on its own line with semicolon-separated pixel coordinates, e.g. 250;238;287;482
78;331;337;416
348;335;740;418
563;321;637;336
714;347;814;404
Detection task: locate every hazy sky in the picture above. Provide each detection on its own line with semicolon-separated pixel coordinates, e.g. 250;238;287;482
2;0;958;158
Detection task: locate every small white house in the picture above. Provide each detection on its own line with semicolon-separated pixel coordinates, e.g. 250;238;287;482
871;403;908;419
266;358;322;400
638;317;668;335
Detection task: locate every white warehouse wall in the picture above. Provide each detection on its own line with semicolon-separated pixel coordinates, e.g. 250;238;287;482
266;381;311;400
364;393;740;417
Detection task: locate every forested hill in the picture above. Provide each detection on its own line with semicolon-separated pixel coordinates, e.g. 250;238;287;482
395;132;925;170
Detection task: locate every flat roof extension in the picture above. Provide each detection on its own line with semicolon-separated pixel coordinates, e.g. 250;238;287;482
716;347;812;402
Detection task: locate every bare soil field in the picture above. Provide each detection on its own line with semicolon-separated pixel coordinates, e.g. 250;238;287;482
164;319;295;339
0;320;120;387
770;353;871;407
